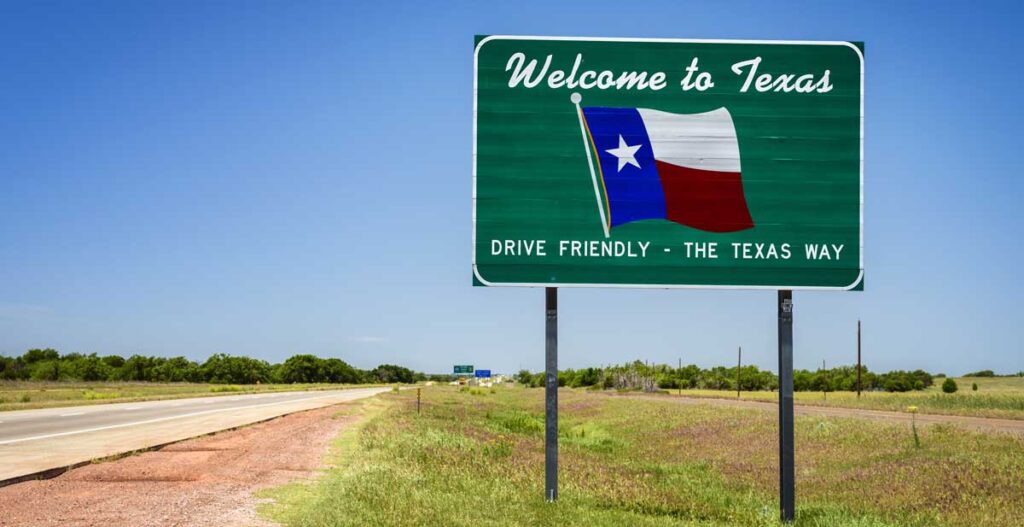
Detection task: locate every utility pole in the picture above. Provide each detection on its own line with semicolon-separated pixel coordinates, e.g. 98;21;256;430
857;320;862;399
678;357;682;395
822;359;827;401
736;346;742;398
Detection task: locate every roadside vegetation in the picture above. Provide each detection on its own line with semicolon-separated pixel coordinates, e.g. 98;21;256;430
0;381;384;412
515;361;1024;420
517;360;952;393
0;348;449;412
261;386;1024;527
0;348;440;385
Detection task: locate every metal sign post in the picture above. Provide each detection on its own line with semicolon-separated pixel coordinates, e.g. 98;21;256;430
545;287;558;502
778;291;795;522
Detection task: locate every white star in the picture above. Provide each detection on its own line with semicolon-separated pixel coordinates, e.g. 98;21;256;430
605;135;642;172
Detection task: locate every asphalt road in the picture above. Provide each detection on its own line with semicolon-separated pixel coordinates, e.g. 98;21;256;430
0;387;390;483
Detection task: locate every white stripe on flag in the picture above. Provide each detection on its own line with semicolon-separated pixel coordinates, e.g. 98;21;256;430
636;107;741;173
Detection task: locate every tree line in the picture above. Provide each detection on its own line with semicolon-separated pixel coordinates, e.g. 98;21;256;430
515;360;939;393
0;348;446;385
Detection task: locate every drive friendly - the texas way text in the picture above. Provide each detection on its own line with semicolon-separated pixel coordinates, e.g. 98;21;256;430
504;52;837;94
491;239;847;261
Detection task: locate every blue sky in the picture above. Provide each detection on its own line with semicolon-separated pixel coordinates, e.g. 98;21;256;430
1;0;1021;375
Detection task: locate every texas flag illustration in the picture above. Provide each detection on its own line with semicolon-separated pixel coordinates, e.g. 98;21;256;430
575;96;754;235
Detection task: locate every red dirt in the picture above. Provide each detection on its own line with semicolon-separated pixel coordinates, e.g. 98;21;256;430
0;404;357;526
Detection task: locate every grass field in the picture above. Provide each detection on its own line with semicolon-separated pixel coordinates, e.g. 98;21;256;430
261;385;1024;527
0;381;375;412
669;377;1024;420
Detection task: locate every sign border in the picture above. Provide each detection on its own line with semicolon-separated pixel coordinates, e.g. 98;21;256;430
472;35;864;290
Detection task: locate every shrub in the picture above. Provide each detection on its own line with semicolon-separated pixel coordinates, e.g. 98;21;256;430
942;378;958;394
972;382;978;391
488;410;544;434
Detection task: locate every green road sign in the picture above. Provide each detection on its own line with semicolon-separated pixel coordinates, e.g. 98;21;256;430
473;36;864;290
454;364;474;375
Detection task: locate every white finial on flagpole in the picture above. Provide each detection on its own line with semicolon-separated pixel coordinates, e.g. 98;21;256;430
570;92;582;104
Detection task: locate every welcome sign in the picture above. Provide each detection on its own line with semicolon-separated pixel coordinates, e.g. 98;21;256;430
473;36;863;290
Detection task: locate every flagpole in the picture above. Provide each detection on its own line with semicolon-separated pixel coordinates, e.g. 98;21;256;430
571;93;610;238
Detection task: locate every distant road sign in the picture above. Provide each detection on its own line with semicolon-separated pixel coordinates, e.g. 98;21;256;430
474;370;492;378
454;365;474;375
473;36;864;290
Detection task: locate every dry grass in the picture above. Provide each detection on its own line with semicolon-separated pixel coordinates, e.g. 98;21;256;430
670;376;1024;420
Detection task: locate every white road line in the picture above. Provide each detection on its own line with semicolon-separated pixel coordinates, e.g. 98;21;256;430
0;390;380;446
123;406;141;411
59;412;85;417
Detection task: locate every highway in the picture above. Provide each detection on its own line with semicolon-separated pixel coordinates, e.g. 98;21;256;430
0;387;390;484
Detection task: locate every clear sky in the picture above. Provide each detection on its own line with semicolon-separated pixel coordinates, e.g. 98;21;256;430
1;0;1021;375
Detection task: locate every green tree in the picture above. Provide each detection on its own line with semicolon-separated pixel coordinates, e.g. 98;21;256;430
65;353;112;381
370;364;415;384
29;360;61;381
151;357;200;382
942;378;958;393
278;354;325;383
119;355;158;381
101;355;126;369
22;348;59;364
323;358;362;384
201;354;272;384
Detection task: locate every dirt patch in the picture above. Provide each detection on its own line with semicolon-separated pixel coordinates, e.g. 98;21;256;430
0;404;358;526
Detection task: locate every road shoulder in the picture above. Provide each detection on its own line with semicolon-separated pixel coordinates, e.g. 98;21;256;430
0;402;368;527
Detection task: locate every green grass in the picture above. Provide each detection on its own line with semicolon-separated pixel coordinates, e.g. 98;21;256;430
260;386;1024;527
0;381;381;412
669;376;1024;420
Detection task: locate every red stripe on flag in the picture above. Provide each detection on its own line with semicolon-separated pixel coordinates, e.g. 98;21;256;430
655;161;754;233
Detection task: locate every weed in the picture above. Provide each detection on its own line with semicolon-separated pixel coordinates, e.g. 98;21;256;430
210;385;242;393
488;409;544;434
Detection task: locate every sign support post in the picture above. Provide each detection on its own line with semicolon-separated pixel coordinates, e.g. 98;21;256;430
778;290;795;522
545;287;558;502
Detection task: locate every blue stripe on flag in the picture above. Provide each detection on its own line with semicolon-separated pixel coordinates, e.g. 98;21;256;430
581;107;665;227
